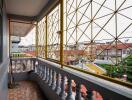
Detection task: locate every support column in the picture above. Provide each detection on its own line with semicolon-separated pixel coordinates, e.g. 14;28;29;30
45;16;48;59
60;0;64;68
36;23;38;57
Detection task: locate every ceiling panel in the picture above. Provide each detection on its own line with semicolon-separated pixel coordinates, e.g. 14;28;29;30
10;20;35;37
6;0;49;16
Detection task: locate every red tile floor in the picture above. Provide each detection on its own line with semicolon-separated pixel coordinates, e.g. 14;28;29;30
8;81;45;100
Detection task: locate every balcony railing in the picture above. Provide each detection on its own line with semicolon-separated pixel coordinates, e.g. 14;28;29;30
9;57;132;100
10;57;35;73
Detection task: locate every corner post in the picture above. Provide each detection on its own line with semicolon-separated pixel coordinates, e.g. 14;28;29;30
36;22;38;57
45;16;48;59
60;0;64;68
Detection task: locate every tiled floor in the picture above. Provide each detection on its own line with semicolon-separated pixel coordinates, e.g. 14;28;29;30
8;81;45;100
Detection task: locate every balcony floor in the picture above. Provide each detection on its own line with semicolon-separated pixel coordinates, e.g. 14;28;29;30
8;81;46;100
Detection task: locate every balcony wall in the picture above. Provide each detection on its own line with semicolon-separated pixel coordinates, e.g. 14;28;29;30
0;0;9;100
9;57;132;100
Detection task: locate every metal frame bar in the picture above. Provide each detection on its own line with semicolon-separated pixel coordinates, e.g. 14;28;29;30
36;23;38;57
60;0;64;68
45;16;48;59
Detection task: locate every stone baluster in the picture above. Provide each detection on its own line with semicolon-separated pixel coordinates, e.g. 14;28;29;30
55;73;61;95
38;65;40;74
29;60;31;70
40;65;43;78
18;60;20;72
45;67;49;83
30;60;33;70
42;66;45;78
20;60;23;72
33;59;35;70
75;83;81;100
15;61;17;72
43;66;46;80
51;70;56;90
86;88;93;100
43;66;47;80
17;60;19;72
21;60;23;72
41;65;43;78
35;61;38;73
38;65;41;76
48;68;52;86
33;59;36;71
66;79;73;100
22;60;24;72
59;75;66;100
35;65;37;73
25;60;28;71
38;64;41;76
45;66;47;81
39;65;42;78
41;65;44;78
37;64;40;74
27;60;30;70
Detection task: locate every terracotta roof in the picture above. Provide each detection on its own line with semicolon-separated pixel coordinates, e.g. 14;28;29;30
63;57;77;63
24;51;36;56
54;50;86;56
96;43;132;49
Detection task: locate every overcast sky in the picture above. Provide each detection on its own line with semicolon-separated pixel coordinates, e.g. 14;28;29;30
18;27;35;46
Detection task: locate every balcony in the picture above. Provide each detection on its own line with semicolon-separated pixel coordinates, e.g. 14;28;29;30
8;57;132;100
0;0;132;100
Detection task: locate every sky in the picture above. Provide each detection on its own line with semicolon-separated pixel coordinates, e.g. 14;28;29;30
18;27;35;46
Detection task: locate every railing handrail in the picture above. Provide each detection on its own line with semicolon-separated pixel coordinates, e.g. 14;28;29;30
63;64;132;88
11;57;35;60
42;58;132;88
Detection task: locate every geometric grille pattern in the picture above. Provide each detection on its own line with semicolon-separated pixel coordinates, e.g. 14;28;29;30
64;0;132;65
38;17;46;58
47;5;60;60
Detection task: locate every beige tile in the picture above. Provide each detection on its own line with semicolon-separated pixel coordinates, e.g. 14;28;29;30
8;81;44;100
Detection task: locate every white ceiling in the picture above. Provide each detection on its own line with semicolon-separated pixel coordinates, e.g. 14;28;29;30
6;0;49;16
6;0;49;37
